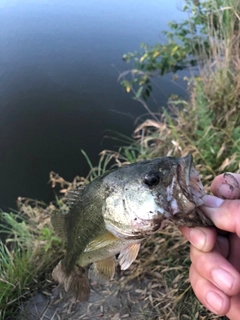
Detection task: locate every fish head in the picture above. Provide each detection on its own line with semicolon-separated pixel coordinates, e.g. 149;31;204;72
102;154;212;239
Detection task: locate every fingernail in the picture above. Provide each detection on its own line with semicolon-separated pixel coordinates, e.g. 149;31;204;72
212;268;234;290
203;195;224;208
206;291;223;314
189;228;206;249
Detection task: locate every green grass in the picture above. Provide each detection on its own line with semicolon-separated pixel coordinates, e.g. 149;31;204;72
0;205;64;319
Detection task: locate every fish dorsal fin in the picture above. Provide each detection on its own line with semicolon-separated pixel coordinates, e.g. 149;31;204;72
84;231;117;252
66;188;84;209
51;187;84;242
51;213;67;241
118;243;141;270
88;257;115;284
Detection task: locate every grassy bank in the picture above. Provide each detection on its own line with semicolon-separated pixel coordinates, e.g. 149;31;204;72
1;0;239;318
120;0;240;187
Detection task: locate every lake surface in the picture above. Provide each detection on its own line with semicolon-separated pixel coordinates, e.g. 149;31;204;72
0;0;188;210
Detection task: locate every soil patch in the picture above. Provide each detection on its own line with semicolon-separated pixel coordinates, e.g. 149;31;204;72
19;275;160;320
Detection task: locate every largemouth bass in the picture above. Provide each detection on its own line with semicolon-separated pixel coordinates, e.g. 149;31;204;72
51;154;212;301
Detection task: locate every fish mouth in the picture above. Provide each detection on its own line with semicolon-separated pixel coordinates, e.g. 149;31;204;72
177;154;205;206
173;154;213;227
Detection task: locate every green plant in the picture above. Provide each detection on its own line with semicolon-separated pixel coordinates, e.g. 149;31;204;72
39;226;62;252
0;206;64;319
120;0;239;101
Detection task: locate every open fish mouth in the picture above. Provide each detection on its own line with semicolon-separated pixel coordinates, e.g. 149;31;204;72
177;154;205;206
169;154;213;227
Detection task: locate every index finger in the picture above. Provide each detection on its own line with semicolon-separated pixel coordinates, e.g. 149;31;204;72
179;226;216;252
202;200;240;237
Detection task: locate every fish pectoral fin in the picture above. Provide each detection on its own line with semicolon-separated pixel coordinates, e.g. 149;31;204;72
52;260;90;302
88;257;115;284
51;214;67;241
85;231;118;252
118;243;141;270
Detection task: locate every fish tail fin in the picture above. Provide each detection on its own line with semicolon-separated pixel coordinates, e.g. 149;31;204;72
52;260;90;301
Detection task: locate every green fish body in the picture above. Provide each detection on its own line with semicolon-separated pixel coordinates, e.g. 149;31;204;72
51;155;212;301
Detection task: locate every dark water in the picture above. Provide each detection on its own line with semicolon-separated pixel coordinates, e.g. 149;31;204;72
0;0;188;210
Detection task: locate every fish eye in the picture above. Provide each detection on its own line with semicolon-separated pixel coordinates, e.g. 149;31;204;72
144;172;161;187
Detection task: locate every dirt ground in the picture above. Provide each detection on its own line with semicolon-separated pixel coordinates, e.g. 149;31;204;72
19;276;161;320
16;227;224;320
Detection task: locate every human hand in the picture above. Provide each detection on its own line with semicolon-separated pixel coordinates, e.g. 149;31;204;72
180;173;240;319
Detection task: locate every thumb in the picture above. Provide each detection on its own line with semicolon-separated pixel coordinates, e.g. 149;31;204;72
202;195;240;237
